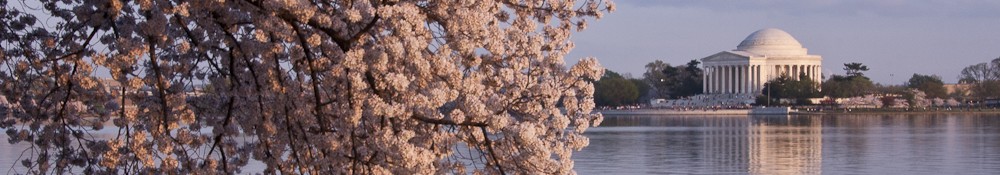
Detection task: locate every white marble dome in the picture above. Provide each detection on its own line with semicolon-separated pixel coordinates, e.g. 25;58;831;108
699;28;823;96
735;28;808;56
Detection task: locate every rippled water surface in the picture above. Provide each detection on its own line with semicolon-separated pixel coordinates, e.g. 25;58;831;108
573;114;1000;174
3;114;1000;174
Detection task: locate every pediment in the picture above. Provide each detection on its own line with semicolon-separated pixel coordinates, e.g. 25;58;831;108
700;51;755;62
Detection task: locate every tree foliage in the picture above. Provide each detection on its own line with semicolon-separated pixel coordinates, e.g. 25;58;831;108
823;75;875;98
594;70;639;106
971;81;1000;99
761;73;820;105
643;60;670;98
823;62;875;98
629;78;652;102
674;60;704;97
0;0;615;174
642;60;702;99
959;57;1000;99
906;74;946;99
903;89;931;108
843;62;870;77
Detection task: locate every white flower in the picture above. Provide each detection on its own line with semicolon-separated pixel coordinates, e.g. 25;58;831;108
0;0;616;173
345;9;362;22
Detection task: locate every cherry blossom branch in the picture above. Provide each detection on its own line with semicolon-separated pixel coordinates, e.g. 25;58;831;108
480;126;507;175
411;114;487;127
289;22;330;130
242;0;379;53
500;0;601;16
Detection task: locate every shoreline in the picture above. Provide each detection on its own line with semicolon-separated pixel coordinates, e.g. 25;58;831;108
598;107;792;115
795;110;1000;115
598;109;752;115
599;108;1000;115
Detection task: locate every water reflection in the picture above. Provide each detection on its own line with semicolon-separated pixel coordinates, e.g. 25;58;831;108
576;114;1000;175
700;116;749;174
3;114;1000;174
748;116;822;174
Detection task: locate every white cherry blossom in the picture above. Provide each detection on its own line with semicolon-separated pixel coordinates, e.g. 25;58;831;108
1;0;614;174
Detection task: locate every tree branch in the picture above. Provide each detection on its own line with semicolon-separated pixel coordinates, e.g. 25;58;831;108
480;126;507;175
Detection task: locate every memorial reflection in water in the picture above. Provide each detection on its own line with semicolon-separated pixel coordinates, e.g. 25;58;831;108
698;116;823;174
748;116;822;174
575;114;1000;174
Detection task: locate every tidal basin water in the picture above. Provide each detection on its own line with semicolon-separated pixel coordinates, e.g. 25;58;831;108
573;114;1000;174
4;114;1000;174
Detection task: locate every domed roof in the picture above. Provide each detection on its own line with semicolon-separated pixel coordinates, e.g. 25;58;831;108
735;28;807;56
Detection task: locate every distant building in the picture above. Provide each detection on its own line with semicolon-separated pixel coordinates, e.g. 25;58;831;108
943;83;971;96
651;28;825;107
650;99;668;108
701;28;823;95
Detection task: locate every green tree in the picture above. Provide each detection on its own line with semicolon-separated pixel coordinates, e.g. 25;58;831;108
906;74;947;98
823;75;875;98
630;78;652;102
642;59;703;99
673;60;704;97
843;62;870;77
761;73;820;105
787;73;822;99
644;60;671;98
823;62;876;98
595;70;640;106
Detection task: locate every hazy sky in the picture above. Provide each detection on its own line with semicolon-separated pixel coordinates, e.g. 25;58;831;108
565;0;1000;84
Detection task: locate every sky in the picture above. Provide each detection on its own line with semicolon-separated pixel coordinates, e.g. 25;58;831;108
564;0;1000;84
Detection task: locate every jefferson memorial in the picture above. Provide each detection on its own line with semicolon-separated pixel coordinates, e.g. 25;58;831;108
651;28;823;107
701;28;823;95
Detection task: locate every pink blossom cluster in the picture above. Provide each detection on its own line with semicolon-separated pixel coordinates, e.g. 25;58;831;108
1;0;614;174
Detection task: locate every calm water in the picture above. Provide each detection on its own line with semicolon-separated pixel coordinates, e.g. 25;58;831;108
574;114;1000;174
3;114;1000;174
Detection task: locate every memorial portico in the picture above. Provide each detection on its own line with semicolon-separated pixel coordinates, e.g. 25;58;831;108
701;28;823;95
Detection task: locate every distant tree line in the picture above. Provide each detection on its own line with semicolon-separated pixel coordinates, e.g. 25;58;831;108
906;74;947;99
959;57;1000;99
757;73;821;105
600;56;1000;107
756;62;873;105
593;59;704;107
822;62;875;98
593;70;650;106
757;62;953;107
643;60;703;99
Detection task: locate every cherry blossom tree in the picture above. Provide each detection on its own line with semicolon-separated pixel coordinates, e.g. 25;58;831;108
946;98;961;107
1;0;614;174
839;95;882;109
908;89;930;109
